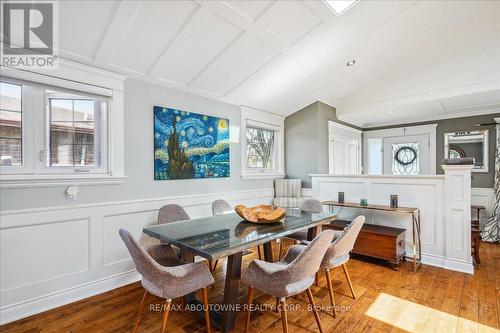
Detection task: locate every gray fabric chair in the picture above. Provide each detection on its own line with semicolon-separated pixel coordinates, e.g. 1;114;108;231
158;204;218;275
277;199;323;260
119;229;213;333
242;230;336;333
211;199;233;216
273;179;302;208
210;199;233;270
318;216;365;317
158;204;190;224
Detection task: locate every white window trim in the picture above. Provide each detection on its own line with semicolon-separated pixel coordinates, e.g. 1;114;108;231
0;60;126;188
240;106;285;180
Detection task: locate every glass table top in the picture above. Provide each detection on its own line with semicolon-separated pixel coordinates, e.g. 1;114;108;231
143;209;336;260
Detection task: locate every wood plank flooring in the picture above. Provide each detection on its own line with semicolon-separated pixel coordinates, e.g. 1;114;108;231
1;240;499;333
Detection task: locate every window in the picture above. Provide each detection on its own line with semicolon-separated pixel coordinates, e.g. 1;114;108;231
0;77;112;182
0;63;126;188
46;91;106;170
366;138;382;175
392;142;420;175
246;127;274;169
0;82;22;166
240;107;284;180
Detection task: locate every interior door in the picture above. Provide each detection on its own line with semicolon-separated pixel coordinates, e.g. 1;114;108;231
328;121;362;175
329;137;360;174
330;139;346;174
383;135;430;175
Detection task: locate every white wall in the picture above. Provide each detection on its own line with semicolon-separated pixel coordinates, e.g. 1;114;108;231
0;79;274;324
0;79;273;210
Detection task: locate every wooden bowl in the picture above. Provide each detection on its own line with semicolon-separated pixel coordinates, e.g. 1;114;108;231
234;204;286;224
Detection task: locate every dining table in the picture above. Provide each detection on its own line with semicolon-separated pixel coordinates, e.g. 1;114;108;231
143;208;337;333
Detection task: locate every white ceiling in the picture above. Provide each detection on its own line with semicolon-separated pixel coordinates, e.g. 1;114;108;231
18;1;500;126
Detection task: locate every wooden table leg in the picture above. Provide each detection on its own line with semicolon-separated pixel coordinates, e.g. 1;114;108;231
263;241;274;262
307;225;320;241
180;248;196;303
221;252;243;333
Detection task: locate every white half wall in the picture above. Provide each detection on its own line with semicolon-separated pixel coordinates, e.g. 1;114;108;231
0;188;273;324
310;173;474;275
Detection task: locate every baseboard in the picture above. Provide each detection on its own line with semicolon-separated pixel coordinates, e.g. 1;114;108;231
442;258;474;275
0;270;141;325
420;253;474;275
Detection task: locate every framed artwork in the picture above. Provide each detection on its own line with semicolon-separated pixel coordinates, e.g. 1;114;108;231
154;106;230;180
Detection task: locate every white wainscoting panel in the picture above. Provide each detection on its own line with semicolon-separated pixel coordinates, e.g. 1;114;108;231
0;188;273;324
1;219;90;293
471;187;495;227
103;210;160;267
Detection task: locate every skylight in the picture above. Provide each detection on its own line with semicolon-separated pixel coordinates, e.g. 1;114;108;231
322;0;359;16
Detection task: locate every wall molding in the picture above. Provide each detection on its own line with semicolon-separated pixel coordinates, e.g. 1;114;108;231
1;188;273;218
471;187;495;226
0;188;274;324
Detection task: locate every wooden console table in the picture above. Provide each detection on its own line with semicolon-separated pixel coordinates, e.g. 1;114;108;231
322;201;422;272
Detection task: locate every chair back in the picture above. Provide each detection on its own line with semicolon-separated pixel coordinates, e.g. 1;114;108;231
300;199;322;213
212;199;233;216
329;216;365;259
288;230;336;281
158;204;190;224
274;179;301;198
119;229;161;282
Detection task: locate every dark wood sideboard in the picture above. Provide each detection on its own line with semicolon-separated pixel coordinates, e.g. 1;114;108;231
325;220;406;270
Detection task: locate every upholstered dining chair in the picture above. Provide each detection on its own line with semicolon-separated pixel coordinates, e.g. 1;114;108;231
277;199;323;260
242;230;336;333
318;216;365;317
210;199;233;271
211;199;232;216
157;204;217;274
273;178;302;208
119;229;213;333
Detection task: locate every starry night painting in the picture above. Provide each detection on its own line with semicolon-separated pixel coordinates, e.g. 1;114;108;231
154;106;230;180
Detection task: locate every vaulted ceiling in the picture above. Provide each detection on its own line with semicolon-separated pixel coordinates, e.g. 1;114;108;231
33;1;500;126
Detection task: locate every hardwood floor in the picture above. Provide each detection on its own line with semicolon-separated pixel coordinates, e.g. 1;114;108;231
1;240;499;333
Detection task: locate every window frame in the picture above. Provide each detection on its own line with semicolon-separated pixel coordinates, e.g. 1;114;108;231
0;61;126;188
240;107;285;180
0;78;33;174
40;88;108;174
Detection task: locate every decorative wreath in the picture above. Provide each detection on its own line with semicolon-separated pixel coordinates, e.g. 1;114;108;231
395;146;417;165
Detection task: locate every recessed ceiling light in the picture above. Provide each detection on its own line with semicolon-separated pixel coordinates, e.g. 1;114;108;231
388;111;393;114
346;60;356;66
322;0;359;16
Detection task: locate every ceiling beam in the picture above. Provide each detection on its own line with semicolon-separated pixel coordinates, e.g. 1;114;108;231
93;0;142;65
